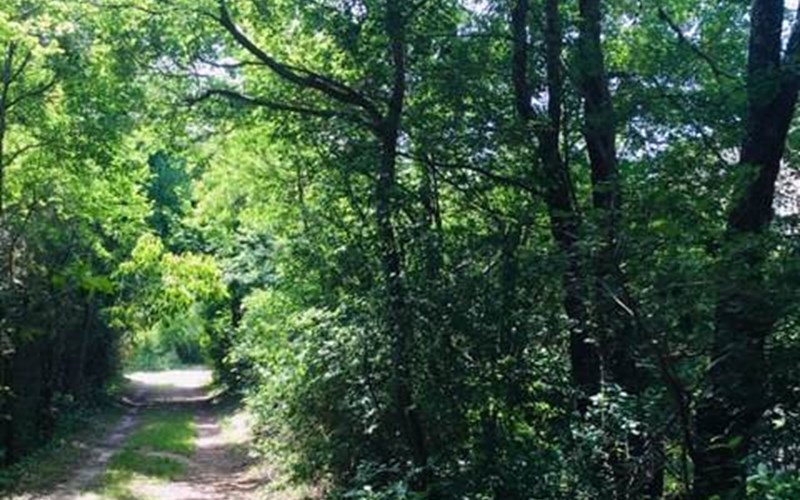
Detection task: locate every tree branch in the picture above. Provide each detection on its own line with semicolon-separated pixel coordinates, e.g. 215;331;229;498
6;77;58;110
216;0;382;123
657;7;737;81
195;55;263;69
6;141;48;166
511;0;534;121
401;152;540;196
9;48;32;85
186;87;372;128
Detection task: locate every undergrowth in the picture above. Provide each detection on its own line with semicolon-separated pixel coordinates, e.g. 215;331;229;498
0;401;125;495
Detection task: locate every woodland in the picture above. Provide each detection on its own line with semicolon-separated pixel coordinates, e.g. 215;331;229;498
0;0;798;498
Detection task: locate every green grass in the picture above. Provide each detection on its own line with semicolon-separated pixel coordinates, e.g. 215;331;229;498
126;410;196;456
109;448;187;479
98;408;196;499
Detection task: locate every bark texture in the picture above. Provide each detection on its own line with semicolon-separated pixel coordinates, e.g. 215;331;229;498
692;2;800;498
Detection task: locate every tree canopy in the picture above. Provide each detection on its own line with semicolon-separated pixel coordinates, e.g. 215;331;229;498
1;0;799;498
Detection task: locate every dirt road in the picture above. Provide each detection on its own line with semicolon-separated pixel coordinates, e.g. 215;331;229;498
12;368;268;500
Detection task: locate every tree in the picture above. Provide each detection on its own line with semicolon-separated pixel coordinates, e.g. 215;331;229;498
692;1;800;497
510;0;601;413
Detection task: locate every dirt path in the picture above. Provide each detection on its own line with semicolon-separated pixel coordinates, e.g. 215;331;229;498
43;410;143;500
132;404;260;500
12;368;265;500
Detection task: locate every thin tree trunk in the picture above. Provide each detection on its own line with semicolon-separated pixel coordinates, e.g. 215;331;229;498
511;0;601;414
377;1;429;481
576;0;640;393
72;296;94;395
377;132;429;475
0;42;16;217
418;158;443;282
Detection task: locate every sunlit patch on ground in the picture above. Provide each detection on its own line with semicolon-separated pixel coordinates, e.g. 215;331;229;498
122;368;217;405
125;368;213;390
7;368;316;500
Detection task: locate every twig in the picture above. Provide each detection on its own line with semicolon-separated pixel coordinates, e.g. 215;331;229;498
657;7;737;82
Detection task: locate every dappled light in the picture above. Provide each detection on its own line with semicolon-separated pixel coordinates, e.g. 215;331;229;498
1;1;799;499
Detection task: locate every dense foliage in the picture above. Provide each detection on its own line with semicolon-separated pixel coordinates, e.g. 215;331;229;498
1;0;799;498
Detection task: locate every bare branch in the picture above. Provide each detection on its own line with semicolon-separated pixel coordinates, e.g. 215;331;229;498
9;48;32;84
433;171;517;224
6;141;48;166
6;77;58;110
400;152;541;196
658;7;737;81
186;87;373;128
216;0;381;123
195;55;263;69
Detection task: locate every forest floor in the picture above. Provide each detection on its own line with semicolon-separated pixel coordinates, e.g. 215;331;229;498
8;368;316;500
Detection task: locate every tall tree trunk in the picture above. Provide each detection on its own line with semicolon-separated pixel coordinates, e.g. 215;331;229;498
575;1;663;497
377;1;429;481
214;0;429;480
692;2;800;498
377;131;429;475
576;0;640;394
511;0;601;414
